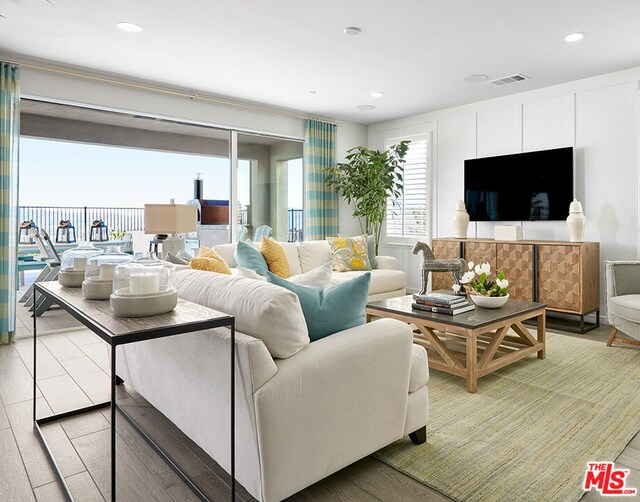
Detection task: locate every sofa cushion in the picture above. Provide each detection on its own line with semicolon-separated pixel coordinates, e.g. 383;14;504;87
327;235;372;272
213;243;237;268
329;269;405;295
173;269;309;358
297;240;332;273
259;237;291;278
266;271;371;341
289;262;332;288
234;240;269;276
608;294;640;324
280;242;302;276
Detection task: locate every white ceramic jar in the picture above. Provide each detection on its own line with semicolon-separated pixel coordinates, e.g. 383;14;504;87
567;198;586;242
453;200;470;239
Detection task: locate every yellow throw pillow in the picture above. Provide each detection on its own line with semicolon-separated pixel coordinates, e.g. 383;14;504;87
259;236;291;278
327;235;372;272
197;246;219;259
190;246;231;274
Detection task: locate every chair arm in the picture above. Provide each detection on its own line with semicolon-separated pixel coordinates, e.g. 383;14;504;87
253;318;416;502
375;255;398;270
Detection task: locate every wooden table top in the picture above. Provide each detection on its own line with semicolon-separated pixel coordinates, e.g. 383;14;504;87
366;294;546;330
34;281;232;342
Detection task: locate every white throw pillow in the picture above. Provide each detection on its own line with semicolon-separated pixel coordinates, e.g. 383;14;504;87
173;269;309;358
237;267;267;281
297;240;332;273
213;242;237;268
289;262;332;287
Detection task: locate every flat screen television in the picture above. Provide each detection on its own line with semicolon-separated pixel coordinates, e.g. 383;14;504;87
464;146;574;221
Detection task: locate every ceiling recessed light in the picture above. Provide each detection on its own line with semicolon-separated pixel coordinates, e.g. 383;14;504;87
356;104;375;111
344;26;361;36
116;22;143;33
308;90;317;94
463;74;489;83
370;91;384;98
564;32;585;42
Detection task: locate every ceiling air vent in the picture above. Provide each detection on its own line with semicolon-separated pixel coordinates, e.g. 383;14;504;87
488;74;529;86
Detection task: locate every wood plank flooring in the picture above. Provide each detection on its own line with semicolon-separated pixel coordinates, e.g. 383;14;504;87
1;311;638;501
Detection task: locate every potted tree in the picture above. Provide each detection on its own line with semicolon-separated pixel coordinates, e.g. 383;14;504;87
322;140;410;254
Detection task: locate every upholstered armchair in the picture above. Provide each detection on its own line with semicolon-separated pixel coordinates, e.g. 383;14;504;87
604;260;640;347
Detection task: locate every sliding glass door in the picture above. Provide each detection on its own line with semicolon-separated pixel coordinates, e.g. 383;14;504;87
235;132;304;243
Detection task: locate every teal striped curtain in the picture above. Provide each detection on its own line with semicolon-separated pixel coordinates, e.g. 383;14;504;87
304;119;338;240
0;62;20;345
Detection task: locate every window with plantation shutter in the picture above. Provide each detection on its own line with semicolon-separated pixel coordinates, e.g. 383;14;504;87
385;134;430;241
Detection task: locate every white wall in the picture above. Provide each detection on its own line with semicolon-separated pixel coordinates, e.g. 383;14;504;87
335;122;368;237
369;66;640;318
19;66;368;238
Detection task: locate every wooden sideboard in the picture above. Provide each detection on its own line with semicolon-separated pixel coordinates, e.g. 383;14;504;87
432;237;600;331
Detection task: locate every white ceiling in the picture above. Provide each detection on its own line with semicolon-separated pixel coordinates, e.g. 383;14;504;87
1;0;640;125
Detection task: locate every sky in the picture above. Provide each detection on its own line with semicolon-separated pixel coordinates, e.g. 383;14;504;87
19;137;303;209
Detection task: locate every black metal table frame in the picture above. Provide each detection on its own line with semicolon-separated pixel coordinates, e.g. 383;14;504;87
32;283;236;501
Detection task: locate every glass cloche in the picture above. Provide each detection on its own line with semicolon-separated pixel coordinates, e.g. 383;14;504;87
110;253;177;317
82;250;134;300
58;242;104;287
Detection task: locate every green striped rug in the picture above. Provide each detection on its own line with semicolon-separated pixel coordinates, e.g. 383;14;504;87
374;332;640;502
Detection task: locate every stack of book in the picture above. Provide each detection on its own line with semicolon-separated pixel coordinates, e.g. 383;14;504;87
412;292;475;315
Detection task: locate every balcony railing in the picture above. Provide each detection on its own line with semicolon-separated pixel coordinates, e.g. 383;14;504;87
239;208;304;243
20;205;305;243
19;206;145;243
288;209;303;242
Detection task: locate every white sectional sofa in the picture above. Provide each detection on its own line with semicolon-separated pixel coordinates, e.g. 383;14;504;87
117;262;428;502
212;239;407;302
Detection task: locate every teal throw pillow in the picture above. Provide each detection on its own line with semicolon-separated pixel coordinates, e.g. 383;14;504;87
367;234;378;269
265;271;371;341
234;240;268;276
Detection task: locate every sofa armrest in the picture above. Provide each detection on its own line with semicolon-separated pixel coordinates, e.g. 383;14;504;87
375;255;398;270
253;318;417;501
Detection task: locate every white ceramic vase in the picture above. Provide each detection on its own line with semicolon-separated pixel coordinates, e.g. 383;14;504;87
567;198;586;242
453;200;470;239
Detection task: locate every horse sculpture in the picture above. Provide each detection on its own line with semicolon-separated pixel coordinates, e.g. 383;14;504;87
412;241;466;295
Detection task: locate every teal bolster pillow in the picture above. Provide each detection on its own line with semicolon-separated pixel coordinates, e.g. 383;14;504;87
266;271;371;341
234;240;268;276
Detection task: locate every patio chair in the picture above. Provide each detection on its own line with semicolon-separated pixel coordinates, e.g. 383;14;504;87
253;225;273;242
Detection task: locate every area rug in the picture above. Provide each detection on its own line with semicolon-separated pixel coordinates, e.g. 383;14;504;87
374;332;640;502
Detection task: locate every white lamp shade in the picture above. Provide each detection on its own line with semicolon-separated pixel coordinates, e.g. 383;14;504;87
144;203;197;234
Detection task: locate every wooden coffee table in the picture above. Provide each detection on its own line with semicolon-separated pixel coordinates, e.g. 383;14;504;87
365;294;546;393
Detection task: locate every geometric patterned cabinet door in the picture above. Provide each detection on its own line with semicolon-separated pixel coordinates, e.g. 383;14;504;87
496;243;534;301
463;240;497;274
537;242;600;314
537;244;581;311
431;239;462;290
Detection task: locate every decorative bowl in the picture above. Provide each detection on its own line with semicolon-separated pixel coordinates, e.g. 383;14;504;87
469;293;509;309
110;286;178;317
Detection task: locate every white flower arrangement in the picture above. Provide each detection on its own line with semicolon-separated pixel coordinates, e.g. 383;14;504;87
460;261;509;297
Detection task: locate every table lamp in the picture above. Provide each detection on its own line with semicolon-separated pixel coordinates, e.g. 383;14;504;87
144;199;197;259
